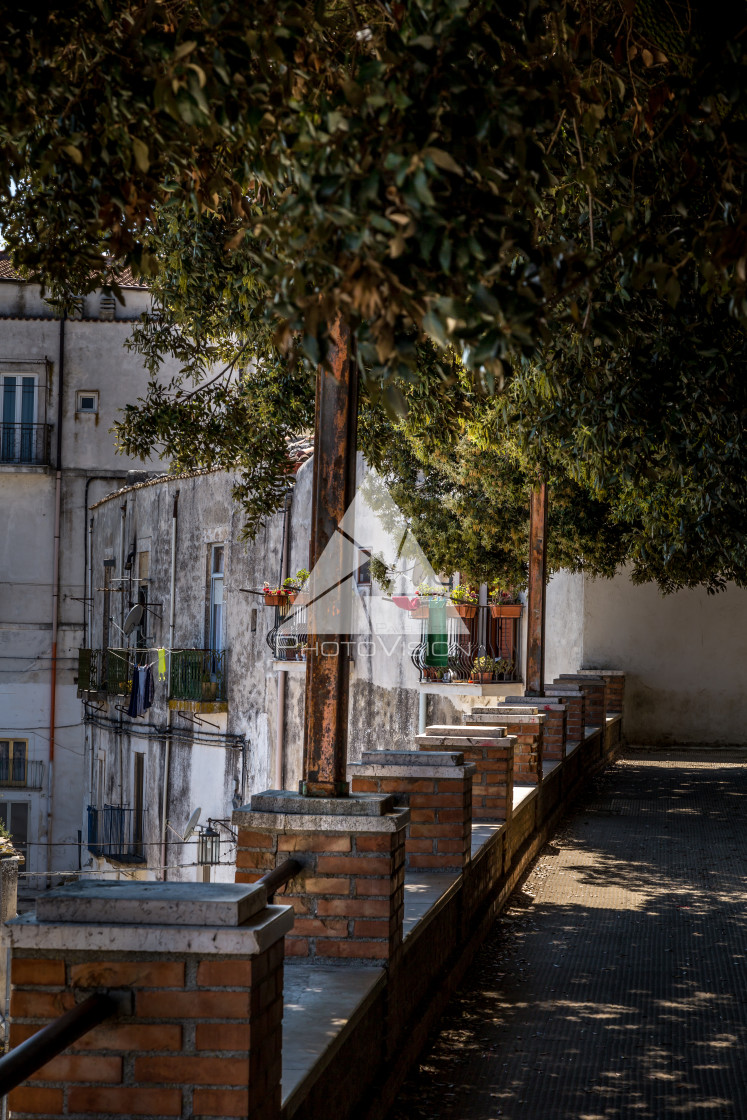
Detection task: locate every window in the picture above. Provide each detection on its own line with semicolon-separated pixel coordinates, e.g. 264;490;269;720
0;739;27;784
76;390;99;414
1;374;38;462
99;294;116;320
355;548;372;588
0;801;29;865
209;545;225;653
133;753;144;857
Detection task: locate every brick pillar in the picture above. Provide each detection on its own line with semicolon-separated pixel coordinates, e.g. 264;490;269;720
6;881;291;1120
468;709;544;785
233;792;408;963
416;725;515;821
500;696;568;760
576;669;626;715
348;750;475;872
556;674;607;727
536;686;586;744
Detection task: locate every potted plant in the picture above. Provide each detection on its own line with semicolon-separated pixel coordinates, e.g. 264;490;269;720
282;568;310;605
449;584;479;619
471;655;512;683
412;582;447;619
489;582;522;618
263;582;288;607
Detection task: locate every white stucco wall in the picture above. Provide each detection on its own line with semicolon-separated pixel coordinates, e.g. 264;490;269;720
582;570;747;745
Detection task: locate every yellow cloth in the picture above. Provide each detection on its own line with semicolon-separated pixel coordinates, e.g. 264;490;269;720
157;648;167;681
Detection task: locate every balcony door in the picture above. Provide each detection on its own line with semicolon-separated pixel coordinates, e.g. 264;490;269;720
209;545;225;653
1;374;37;463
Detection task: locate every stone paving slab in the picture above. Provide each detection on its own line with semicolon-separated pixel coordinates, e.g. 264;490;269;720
388;750;747;1120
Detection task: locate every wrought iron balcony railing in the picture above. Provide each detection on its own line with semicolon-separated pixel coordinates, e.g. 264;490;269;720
87;804;146;864
78;648;227;702
170;649;227;702
267;598;308;663
0;758;44;789
411;601;523;685
0;422;50;465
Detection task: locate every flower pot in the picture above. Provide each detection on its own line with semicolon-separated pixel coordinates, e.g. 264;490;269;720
411;605;430;619
264;592;287;606
285;590;298;605
454;603;478;619
490;603;522;619
473;671;493;684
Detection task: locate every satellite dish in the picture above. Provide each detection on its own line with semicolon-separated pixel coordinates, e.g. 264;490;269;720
123;603;144;636
183;807;202;843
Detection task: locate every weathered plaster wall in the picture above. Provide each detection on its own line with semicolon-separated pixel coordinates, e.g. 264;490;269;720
544;570;585;686
582;570;747;744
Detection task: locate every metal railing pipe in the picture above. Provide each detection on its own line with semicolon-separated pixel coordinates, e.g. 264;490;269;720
258;858;302;900
0;992;117;1097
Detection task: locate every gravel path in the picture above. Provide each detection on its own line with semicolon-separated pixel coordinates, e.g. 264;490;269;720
388;750;747;1120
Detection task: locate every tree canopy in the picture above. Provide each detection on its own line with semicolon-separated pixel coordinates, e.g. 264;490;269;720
3;1;747;591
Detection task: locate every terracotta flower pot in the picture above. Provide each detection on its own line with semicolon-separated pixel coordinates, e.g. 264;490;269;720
490;603;522;618
473;670;493;683
411;605;430;619
454;603;478;619
264;592;287;606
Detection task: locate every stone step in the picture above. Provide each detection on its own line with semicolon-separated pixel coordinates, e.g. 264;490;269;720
424;724;507;738
416;733;514;749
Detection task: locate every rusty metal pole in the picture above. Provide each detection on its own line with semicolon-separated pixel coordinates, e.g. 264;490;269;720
525;480;548;696
300;314;358;797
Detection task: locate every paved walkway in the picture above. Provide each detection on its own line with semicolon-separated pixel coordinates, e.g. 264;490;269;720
388;750;747;1120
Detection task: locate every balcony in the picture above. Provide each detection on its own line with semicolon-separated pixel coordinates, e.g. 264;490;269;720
267;599;308;667
169;649;227;712
412;602;523;691
0;422;50;466
0;758;44;789
87;804;146;864
78;648;228;710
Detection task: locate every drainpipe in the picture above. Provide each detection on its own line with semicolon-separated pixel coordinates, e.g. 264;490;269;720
161;490;179;880
274;490;293;790
46;314;66;886
418;690;427;736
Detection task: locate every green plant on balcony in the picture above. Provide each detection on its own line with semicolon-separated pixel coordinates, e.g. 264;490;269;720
472;654;512;682
449;584;479;619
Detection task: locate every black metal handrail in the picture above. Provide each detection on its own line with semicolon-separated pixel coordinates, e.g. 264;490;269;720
0;992;117;1096
0;422;50;466
258;858;302;900
411;601;523;685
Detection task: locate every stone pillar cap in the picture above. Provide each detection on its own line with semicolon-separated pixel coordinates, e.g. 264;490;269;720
358;749;466;767
36;880;267;928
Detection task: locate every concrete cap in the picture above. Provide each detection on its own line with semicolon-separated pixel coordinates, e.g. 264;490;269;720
11;904;293;957
578;668;625;675
424;724;507;737
359;749;465;767
35;880;267;928
250;790;394;817
558;674;604;683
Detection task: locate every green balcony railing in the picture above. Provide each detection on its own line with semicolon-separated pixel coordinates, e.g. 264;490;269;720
169;649;227;703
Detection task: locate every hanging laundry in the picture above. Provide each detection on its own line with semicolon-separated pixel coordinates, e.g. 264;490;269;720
126;663;155;717
142;664;154;712
157;648;167;681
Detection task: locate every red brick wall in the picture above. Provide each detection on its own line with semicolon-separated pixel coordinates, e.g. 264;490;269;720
8;944;284;1120
349;772;472;872
538;705;567;761
555;676;606;727
235;827;405;962
442;737;515;820
495;719;543;785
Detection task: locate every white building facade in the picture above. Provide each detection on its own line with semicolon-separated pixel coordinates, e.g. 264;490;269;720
0;257;169;889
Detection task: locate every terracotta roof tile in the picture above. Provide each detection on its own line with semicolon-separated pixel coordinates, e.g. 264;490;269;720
0;252;146;289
